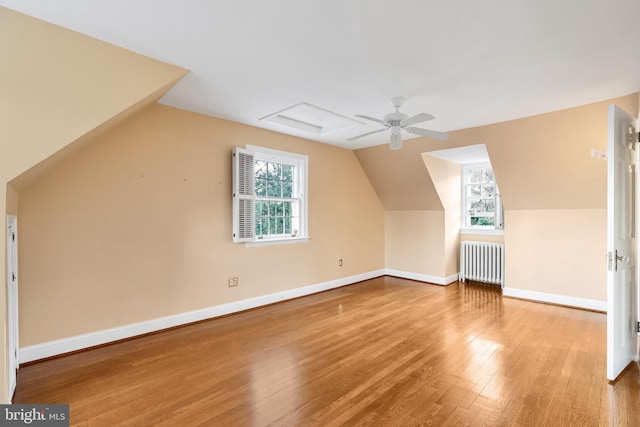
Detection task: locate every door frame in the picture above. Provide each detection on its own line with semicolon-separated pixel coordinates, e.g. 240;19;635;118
6;215;18;399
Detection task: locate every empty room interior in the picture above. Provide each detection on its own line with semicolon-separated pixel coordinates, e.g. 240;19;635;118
1;2;640;425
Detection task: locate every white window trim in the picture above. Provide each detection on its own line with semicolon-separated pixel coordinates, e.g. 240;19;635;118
246;236;310;247
461;228;504;236
232;145;309;246
461;162;503;233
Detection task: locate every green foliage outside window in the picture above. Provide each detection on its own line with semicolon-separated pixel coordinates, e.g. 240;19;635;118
254;160;298;237
464;165;500;229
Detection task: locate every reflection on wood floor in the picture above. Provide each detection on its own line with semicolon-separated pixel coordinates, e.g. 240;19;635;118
14;276;640;426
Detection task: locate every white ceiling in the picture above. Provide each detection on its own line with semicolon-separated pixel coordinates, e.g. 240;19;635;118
425;144;490;165
3;0;640;150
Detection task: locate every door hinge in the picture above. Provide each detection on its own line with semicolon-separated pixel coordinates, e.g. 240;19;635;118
607;251;613;271
12;232;15;242
12;273;16;282
637;321;640;333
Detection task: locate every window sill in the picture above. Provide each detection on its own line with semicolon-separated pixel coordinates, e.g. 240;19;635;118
461;228;504;236
245;237;310;247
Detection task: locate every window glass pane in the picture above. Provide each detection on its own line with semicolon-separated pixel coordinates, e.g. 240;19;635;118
467;199;495;214
467;199;483;214
255;179;267;196
269;201;283;217
483;169;494;182
470;217;495;226
255;200;267;216
468;169;483;183
282;164;293;182
267;162;281;180
482;183;495;197
256;218;269;236
267;181;281;197
485;198;495;213
467;185;481;197
269;217;283;234
284;217;292;234
255;160;268;180
283;201;291;216
282;182;293;198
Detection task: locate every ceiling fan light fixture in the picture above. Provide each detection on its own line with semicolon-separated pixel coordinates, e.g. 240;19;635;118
390;132;402;150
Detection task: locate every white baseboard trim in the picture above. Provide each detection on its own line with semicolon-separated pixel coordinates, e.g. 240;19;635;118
19;269;386;364
502;287;606;312
444;273;460;285
384;269;459;286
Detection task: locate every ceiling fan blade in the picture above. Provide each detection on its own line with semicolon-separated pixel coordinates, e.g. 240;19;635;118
347;128;388;141
405;127;449;141
355;115;388;126
401;113;435;127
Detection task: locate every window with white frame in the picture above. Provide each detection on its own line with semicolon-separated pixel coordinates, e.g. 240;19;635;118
462;163;503;230
232;146;308;244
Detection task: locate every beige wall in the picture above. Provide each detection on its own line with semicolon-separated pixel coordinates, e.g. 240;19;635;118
357;93;638;301
0;8;187;402
505;209;607;301
16;104;385;347
461;234;504;243
385;211;444;277
355;148;442;210
5;187;17;217
422;156;461;277
481;100;635;211
444;214;460;277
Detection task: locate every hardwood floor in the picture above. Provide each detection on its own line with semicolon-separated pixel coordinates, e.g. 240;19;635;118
14;276;640;426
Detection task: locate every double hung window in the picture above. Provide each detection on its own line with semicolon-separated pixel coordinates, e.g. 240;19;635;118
233;146;308;245
462;163;503;231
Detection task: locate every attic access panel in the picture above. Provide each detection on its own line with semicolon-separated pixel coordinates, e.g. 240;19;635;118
260;102;363;135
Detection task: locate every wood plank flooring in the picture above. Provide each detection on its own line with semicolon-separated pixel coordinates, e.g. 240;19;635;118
14;276;640;426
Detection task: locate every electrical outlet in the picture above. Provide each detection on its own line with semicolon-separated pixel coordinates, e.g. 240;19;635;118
339;259;343;267
228;277;238;287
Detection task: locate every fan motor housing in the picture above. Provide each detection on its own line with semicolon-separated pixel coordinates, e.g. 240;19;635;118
383;112;408;122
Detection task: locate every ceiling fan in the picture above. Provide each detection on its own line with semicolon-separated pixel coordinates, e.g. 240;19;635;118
349;96;448;150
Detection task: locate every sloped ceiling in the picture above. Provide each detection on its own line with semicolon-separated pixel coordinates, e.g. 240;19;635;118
0;0;638;150
356;94;639;211
0;7;187;185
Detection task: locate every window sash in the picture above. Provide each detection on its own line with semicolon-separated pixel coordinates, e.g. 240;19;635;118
255;197;302;238
462;163;502;231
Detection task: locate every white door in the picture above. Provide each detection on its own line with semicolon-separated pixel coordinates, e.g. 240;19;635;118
6;216;18;397
7;215;18;396
606;104;639;381
7;216;18;396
